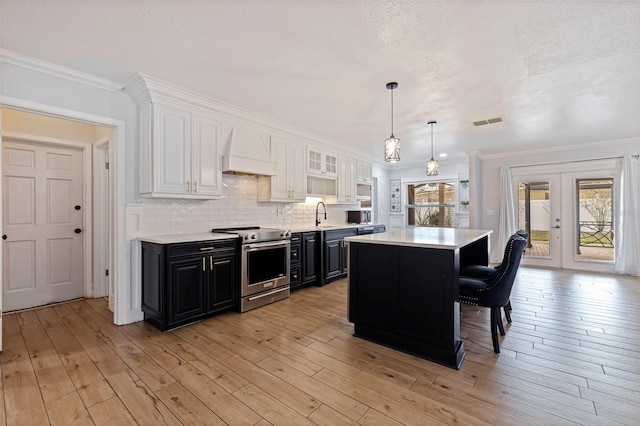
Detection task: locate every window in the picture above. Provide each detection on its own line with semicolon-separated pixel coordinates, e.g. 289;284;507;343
407;181;455;227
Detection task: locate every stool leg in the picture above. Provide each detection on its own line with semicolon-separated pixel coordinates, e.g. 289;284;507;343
491;307;500;353
497;310;506;336
504;300;512;324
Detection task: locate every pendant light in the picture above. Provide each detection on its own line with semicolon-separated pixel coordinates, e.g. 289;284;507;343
384;82;400;162
426;120;439;176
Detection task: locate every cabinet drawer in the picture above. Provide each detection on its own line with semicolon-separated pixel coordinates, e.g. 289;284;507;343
168;240;237;258
290;245;301;262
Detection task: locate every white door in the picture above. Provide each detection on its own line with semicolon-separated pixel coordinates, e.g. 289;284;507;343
3;141;84;311
512;159;620;273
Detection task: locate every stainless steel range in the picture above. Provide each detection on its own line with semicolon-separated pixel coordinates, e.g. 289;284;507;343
212;227;291;312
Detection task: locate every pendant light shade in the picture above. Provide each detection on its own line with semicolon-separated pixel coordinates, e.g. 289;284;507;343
426;121;439;176
384;82;400;162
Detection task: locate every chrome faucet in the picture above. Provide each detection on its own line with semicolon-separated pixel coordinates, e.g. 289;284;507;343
315;201;327;226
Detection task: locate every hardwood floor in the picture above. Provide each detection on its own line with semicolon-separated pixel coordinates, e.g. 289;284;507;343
1;267;639;425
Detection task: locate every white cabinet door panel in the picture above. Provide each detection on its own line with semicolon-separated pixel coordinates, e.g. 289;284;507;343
290;143;306;201
271;138;290;200
154;104;190;195
192;115;222;197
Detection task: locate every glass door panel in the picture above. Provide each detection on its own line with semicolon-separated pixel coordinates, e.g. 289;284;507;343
518;181;551;257
514;174;561;268
576;179;614;262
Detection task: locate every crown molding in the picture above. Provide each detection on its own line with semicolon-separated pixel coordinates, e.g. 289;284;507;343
124;73;379;163
0;49;123;92
476;137;640;160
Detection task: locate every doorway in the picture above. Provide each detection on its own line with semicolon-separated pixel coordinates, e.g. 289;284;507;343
512;159;621;274
1;109;112;312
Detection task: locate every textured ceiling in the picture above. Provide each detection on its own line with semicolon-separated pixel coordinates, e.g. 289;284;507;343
1;1;639;167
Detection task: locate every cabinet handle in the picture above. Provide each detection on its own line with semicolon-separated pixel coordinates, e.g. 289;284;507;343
309;239;315;243
199;247;214;251
202;257;206;271
194;181;198;193
210;255;213;269
186;180;191;192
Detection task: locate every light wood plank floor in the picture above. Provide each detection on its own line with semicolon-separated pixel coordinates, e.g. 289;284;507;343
1;267;639;425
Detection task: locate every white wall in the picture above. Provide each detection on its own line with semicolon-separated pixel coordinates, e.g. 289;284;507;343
478;138;639;238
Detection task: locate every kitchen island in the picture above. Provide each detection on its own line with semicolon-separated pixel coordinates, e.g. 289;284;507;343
345;227;492;369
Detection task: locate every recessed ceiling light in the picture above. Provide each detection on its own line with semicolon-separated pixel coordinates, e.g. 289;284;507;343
439;153;447;158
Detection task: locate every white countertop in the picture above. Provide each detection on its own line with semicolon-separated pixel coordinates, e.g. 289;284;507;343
138;233;238;244
345;227;492;250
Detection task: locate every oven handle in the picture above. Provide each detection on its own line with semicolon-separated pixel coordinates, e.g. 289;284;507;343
247;286;289;301
243;240;290;251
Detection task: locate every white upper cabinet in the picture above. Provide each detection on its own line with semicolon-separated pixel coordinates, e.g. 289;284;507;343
139;102;221;199
307;148;338;177
257;137;306;202
337;156;357;204
356;160;373;184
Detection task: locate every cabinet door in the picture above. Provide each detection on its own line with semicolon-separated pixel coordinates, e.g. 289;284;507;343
153;104;191;195
357;160;372;183
289;143;307;201
270;138;291;200
325;240;342;280
324;152;338;177
307;149;323;175
168;257;206;325
192;114;222;197
208;254;237;312
302;233;318;284
338;156;357;203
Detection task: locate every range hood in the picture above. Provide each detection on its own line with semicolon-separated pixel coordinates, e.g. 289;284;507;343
222;127;276;176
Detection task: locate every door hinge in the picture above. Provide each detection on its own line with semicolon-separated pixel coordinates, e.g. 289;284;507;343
105;162;110;169
105;269;109;276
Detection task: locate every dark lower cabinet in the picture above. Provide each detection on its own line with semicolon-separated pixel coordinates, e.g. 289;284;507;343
168;257;207;325
290;231;319;291
323;228;357;284
208;253;237;312
142;239;238;331
302;232;319;285
324;239;342;281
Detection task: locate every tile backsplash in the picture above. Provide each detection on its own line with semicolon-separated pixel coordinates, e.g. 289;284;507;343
130;174;359;238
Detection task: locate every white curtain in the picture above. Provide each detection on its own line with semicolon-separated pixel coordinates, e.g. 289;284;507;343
615;154;640;276
491;166;518;263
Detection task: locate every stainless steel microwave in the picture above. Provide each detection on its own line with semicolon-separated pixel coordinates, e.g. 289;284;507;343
347;210;371;224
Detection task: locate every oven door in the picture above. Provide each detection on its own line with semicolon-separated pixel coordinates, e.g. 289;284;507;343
242;240;290;297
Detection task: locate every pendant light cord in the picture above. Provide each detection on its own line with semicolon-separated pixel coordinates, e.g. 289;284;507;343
390;88;394;136
430;122;434;159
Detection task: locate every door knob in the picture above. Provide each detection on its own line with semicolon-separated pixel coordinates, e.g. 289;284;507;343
553;225;561;229
75;228;82;234
75;205;81;210
2;235;6;240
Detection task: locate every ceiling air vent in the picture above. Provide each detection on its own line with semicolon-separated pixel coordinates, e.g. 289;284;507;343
473;117;503;126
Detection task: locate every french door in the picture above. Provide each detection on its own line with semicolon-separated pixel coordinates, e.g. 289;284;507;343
511;159;620;274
